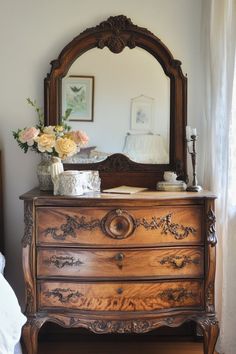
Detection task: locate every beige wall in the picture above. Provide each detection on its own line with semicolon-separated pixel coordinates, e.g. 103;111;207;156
0;0;203;305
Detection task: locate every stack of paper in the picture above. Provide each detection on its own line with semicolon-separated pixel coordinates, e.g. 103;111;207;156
102;185;148;194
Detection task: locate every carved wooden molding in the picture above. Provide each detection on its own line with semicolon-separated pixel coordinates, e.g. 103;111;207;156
135;213;197;240
22;202;33;247
90;319;151;333
80;15;155;54
197;314;219;328
159;288;197;302
35;313;218;335
207;208;217;246
44;215;101;241
44;288;82;303
160;255;199;269
196;314;219;352
52;315;177;333
43;210;196;241
206;282;214;313
44;255;83;269
25;282;34;314
83;15;154;37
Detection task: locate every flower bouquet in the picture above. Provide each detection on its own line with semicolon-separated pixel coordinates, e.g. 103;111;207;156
13;98;89;190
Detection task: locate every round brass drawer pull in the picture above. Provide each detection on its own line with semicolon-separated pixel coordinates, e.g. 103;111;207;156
117;287;123;294
115;253;125;262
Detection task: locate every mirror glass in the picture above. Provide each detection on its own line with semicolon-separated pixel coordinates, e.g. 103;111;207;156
62;47;170;164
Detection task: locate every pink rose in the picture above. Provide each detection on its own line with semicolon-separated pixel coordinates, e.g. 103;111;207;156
19;127;40;146
67;130;89;146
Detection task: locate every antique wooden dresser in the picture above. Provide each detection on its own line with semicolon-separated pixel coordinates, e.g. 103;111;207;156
20;14;219;354
20;189;219;354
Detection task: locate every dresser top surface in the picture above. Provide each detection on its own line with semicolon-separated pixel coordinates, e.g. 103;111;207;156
20;188;216;202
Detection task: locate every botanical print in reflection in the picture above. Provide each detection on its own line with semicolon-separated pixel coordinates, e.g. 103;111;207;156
66;83;87;116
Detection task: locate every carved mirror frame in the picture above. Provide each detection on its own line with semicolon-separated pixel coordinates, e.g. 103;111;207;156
44;15;187;189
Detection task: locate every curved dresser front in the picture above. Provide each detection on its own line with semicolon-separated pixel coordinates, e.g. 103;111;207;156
20;189;219;354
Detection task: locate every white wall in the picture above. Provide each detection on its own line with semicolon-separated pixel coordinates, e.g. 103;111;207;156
0;0;203;305
66;47;170;156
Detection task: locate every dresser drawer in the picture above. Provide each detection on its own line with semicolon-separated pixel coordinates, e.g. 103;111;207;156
37;247;204;279
36;206;203;246
38;280;203;312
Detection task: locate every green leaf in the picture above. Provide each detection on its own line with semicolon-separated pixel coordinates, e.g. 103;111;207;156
26;98;44;126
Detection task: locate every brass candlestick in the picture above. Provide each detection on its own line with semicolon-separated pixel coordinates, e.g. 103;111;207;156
186;134;202;192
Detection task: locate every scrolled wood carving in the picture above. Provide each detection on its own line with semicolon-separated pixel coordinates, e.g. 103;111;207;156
206;282;214;313
196;314;219;352
159;288;197;302
136;213;197;240
94;153;139;172
81;15;154;54
45;314;207;334
90;320;151;333
43;209;197;241
44;288;82;303
22;202;33;247
207;208;217;246
44;255;83;269
25;282;34;314
44;215;101;241
160;255;199;269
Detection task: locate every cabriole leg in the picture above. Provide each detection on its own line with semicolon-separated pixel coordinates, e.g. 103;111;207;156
196;316;219;354
22;317;45;354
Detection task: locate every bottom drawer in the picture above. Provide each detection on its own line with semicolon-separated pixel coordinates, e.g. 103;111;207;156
38;280;203;312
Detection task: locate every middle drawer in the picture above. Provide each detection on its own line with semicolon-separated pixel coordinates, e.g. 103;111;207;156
37;247;204;279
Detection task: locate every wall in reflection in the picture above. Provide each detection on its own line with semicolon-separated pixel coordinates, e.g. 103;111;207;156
63;47;170;164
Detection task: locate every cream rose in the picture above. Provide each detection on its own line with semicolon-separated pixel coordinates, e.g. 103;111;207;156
19;127;40;146
55;137;77;159
35;133;56;153
43;126;56;134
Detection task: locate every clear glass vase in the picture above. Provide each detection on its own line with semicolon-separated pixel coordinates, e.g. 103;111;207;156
37;154;53;191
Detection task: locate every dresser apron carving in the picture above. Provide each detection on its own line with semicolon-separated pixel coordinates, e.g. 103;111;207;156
20;190;219;354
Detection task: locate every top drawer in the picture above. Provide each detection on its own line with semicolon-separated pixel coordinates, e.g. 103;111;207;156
36;206;203;246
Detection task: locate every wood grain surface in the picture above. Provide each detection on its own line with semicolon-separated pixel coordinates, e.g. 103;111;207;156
37;247;204;279
38;280;203;311
36;206;203;246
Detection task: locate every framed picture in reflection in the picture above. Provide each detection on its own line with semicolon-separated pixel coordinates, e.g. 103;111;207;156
131;95;154;132
62;75;94;121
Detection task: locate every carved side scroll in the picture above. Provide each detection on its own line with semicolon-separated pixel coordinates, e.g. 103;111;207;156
207;208;217;246
22;201;33;247
25;282;34;314
206;282;214;313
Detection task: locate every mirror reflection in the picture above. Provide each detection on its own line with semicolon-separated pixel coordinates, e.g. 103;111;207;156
62;47;170;164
